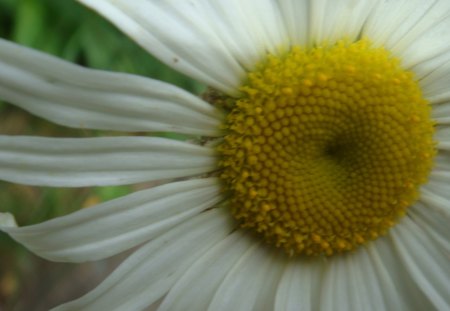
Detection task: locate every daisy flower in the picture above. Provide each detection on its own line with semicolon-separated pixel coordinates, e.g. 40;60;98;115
1;0;450;310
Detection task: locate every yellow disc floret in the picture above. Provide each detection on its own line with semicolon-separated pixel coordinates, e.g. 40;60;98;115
216;39;436;256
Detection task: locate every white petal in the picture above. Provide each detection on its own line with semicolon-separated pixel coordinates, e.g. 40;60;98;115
423;148;450;215
308;0;380;46
0;136;215;187
252;253;286;311
207;243;284;311
422;149;450;211
426;177;450;195
274;258;325;311
409;202;450;252
195;0;289;71
418;57;450;105
319;254;353;311
420;184;450;218
432;102;450;124
158;230;252;311
1;178;222;262
395;2;450;71
278;0;310;46
371;234;436;310
344;248;386;311
77;0;246;95
320;243;415;311
390;216;450;310
363;0;450;71
0;39;223;136
431;150;450;174
0;213;17;227
52;208;234;311
366;240;415;311
435;126;450;150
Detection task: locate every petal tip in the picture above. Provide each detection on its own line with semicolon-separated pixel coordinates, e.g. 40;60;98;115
0;213;18;228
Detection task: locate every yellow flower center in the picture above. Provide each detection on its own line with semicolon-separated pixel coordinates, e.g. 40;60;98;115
216;39;436;256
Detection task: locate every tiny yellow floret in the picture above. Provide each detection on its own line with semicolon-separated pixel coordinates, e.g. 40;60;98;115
216;39;436;256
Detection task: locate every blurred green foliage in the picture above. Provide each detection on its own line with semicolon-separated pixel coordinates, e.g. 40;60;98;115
0;1;204;309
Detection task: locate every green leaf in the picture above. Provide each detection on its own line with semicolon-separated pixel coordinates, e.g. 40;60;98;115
12;0;46;46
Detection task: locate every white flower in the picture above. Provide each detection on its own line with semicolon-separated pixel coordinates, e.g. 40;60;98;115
1;1;450;310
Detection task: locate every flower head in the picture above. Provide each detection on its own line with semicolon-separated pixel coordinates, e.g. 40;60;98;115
1;1;449;310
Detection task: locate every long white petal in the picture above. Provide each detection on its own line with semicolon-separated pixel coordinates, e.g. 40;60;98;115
158;230;252;311
52;208;234;311
422;143;450;217
419;58;450;105
0;178;222;262
0;39;223;136
77;0;244;95
319;254;353;311
0;136;216;187
409;203;450;252
390;216;450;310
308;0;380;46
345;248;386;311
320;244;410;311
420;184;450;218
77;0;291;94
366;241;413;311
363;0;450;77
207;243;284;311
370;234;437;310
192;0;288;71
274;258;325;311
252;253;286;311
424;151;450;216
278;0;310;46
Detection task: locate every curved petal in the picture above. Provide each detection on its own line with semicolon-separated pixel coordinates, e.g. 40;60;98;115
420;184;450;218
274;258;325;311
78;0;289;95
319;254;353;311
390;216;450;310
279;0;378;47
423;144;450;215
320;245;407;311
307;0;380;46
77;0;244;95
278;0;310;47
366;240;415;311
0;178;222;262
0;136;216;187
363;0;450;77
207;243;285;311
252;253;286;311
344;249;386;311
0;39;223;136
192;0;288;71
409;203;450;252
375;229;440;310
158;230;252;311
51;208;234;311
418;57;450;105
